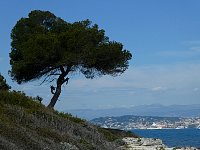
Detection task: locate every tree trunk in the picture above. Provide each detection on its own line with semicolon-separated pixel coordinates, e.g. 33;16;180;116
47;66;71;109
48;77;63;109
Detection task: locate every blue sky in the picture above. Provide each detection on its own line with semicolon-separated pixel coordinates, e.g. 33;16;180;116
0;0;200;110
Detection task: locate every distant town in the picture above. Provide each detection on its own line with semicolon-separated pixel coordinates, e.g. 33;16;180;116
91;115;200;130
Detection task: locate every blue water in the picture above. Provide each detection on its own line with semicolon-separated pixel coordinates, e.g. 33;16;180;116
132;129;200;148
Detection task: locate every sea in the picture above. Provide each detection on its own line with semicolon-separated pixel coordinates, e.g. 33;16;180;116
132;129;200;148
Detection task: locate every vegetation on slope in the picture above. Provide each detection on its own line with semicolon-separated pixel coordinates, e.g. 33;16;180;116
0;74;11;91
0;90;136;150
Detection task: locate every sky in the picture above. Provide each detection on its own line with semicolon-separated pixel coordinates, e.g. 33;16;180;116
0;0;200;110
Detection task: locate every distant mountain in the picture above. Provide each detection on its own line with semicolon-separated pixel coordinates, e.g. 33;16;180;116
65;104;200;120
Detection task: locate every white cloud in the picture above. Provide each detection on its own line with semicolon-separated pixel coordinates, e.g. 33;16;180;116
14;62;200;109
193;88;199;92
128;91;135;95
67;63;200;92
190;46;200;52
152;86;167;92
57;63;200;106
158;40;200;58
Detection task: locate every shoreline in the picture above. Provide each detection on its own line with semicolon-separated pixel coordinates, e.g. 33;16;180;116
131;128;200;130
131;128;200;148
121;137;199;150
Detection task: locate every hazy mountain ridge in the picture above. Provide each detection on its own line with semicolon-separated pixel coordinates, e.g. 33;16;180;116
65;104;200;120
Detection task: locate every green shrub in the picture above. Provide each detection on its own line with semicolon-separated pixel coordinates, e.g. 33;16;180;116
55;111;86;124
97;128;118;141
0;91;43;110
0;74;11;91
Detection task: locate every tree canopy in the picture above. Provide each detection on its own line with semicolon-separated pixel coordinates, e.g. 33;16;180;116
9;10;132;108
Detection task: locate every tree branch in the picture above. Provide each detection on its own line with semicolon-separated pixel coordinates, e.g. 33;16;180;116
40;74;51;85
40;70;60;85
50;73;61;76
60;66;65;74
62;77;69;84
66;66;71;74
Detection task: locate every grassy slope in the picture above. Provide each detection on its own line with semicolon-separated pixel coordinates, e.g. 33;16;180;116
0;91;137;150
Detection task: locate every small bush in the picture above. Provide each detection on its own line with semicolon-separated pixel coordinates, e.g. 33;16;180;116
0;74;11;91
55;111;86;124
0;91;43;110
97;128;118;141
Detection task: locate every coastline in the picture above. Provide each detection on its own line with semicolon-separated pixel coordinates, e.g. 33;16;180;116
131;128;200;148
121;137;199;150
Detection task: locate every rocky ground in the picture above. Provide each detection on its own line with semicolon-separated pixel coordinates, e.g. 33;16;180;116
121;137;199;150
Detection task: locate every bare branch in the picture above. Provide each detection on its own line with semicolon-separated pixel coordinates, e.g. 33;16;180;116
40;74;51;85
39;71;58;85
50;85;56;94
50;73;61;76
66;65;72;73
60;66;65;74
62;77;69;84
49;78;56;83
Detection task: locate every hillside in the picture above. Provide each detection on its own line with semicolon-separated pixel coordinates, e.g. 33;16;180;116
0;90;137;150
